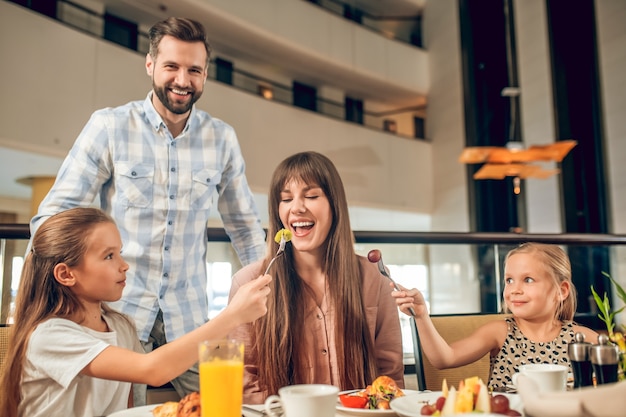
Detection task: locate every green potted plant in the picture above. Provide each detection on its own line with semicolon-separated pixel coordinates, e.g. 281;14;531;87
590;272;626;379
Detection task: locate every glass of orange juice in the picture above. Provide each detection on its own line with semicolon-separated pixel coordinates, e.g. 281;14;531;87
198;339;244;417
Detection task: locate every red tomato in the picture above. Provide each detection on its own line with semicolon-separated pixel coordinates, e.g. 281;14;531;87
339;393;368;409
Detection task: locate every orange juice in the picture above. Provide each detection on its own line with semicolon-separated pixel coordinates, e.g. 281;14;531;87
199;349;244;417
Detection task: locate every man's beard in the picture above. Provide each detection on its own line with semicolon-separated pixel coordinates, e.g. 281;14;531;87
153;82;202;115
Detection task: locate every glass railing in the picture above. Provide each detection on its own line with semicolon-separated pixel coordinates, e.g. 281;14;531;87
8;0;425;140
3;224;626;365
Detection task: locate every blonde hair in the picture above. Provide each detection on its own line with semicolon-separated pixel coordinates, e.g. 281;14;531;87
504;242;577;321
0;207;132;416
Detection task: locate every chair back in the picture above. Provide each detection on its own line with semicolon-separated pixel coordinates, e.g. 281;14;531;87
0;325;10;372
411;313;510;391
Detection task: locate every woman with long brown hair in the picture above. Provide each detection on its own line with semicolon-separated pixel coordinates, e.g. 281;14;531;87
228;151;404;404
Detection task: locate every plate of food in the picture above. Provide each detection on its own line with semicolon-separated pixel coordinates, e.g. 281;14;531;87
336;375;419;415
110;392;200;417
390;377;523;416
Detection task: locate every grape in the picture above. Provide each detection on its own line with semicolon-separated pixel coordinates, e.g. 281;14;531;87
490;394;510;414
367;249;381;263
435;396;446;411
420;404;436;415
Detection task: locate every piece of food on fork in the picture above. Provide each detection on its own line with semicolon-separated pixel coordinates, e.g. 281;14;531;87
274;228;292;244
264;228;292;275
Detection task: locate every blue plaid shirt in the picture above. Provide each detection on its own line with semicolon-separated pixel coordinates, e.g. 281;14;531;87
31;92;266;342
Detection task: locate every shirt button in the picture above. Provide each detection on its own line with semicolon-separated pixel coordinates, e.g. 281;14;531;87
163;273;169;278
131;171;137;176
169;195;175;199
164;246;169;251
171;167;176;172
321;349;328;355
168;220;173;225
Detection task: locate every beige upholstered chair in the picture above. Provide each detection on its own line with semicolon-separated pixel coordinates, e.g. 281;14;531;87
411;313;510;391
0;325;10;372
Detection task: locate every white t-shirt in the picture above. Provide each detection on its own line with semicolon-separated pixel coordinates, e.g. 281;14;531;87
19;312;144;417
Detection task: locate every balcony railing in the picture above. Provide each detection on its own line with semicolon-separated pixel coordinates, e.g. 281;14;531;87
7;0;425;140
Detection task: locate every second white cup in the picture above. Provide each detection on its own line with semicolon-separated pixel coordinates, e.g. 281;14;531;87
513;363;568;392
264;384;339;417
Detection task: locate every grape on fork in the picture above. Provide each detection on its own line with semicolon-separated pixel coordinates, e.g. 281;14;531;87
367;249;416;317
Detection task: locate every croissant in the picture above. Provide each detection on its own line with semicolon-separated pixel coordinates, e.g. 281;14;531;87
151;401;178;417
151;391;200;417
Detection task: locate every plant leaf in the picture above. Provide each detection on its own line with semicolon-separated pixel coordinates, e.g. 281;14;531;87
603;271;626;306
591;285;615;334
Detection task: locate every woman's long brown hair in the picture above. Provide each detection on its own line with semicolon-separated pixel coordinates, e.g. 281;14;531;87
254;151;378;395
0;207;131;417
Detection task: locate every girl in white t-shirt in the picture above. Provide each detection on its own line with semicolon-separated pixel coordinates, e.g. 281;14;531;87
0;207;271;417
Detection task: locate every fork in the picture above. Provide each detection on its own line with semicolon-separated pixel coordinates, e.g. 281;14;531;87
368;249;416;317
264;234;288;275
242;404;284;416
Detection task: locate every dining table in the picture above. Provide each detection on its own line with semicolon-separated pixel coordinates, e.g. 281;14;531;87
107;387;517;417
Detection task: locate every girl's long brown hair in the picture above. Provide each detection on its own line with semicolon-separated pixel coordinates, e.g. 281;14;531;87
0;207;131;417
254;151;377;395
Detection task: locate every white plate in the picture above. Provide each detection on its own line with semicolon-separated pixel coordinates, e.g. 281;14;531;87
390;391;524;417
107;405;155;417
107;404;266;417
336;389;420;416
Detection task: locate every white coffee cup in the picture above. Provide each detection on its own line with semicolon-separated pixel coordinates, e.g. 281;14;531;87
513;363;568;392
264;384;339;417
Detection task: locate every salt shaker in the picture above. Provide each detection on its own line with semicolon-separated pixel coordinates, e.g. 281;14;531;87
568;332;593;388
589;334;620;385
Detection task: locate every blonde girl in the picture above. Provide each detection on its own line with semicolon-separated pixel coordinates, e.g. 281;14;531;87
0;207;270;417
393;242;598;391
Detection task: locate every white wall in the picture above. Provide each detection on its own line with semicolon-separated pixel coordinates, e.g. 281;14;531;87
597;0;626;234
596;0;626;323
514;0;563;233
426;0;469;234
423;0;480;313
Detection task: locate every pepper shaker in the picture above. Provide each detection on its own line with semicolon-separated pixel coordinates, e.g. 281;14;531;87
568;332;593;388
589;334;620;385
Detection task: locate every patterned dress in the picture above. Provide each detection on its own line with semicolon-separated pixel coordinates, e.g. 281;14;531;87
488;317;575;391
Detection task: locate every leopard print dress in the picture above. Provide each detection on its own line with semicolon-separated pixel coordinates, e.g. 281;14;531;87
488;317;575;391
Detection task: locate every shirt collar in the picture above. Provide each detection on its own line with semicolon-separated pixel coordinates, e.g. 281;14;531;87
143;91;196;135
